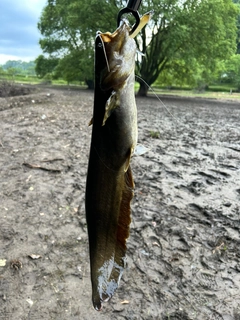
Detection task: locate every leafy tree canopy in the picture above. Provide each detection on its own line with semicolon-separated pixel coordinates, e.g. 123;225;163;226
234;0;240;53
220;54;240;90
38;0;239;94
54;49;94;86
35;54;59;78
0;60;36;75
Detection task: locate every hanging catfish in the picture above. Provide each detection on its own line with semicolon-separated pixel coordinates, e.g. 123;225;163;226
85;11;151;311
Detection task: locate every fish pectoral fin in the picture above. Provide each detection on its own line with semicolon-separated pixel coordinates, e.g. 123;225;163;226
102;91;119;126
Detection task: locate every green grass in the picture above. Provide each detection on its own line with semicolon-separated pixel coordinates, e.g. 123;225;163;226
0;74;87;87
208;84;238;92
149;131;160;139
134;81;240;100
1;75;239;100
146;85;240;100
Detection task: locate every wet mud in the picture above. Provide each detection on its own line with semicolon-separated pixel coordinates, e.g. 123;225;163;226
0;88;239;319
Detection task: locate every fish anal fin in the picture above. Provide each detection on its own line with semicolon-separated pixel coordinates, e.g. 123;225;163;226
124;146;135;172
91;166;134;310
117;165;134;250
102;166;134;305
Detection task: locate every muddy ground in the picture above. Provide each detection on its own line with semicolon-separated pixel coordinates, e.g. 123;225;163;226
0;87;239;320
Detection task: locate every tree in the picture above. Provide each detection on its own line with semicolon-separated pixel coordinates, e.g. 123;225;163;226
220;54;240;91
1;60;36;76
38;0;122;87
0;66;6;78
233;0;240;53
35;55;59;78
6;67;19;79
136;0;239;95
54;49;94;86
155;58;223;90
38;0;239;95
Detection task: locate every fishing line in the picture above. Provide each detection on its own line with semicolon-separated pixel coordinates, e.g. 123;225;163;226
135;75;181;124
134;74;205;137
133;75;240;202
97;33;110;72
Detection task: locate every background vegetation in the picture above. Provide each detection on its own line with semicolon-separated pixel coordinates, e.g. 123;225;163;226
1;0;240;95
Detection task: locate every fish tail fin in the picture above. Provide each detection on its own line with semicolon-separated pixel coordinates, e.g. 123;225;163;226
91;165;134;310
107;165;134;287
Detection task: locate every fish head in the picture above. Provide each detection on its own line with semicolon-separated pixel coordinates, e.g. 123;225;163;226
96;12;152;91
97;20;136;91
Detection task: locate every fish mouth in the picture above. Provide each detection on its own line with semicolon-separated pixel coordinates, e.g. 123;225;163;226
99;21;131;53
96;11;152;91
98;11;152;48
97;22;136;91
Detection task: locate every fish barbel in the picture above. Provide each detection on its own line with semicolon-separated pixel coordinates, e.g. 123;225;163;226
85;13;151;311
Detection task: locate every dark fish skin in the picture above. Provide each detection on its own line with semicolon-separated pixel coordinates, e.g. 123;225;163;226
85;22;137;311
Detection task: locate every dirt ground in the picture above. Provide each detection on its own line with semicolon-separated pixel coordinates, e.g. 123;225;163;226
0;86;240;320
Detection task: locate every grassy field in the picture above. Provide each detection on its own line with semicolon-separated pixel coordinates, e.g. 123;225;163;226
1;74;239;100
150;88;240;100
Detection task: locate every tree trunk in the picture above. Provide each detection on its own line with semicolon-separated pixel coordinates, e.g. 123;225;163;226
85;79;94;90
137;81;149;97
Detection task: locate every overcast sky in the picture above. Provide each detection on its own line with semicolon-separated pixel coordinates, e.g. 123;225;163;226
0;0;47;64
